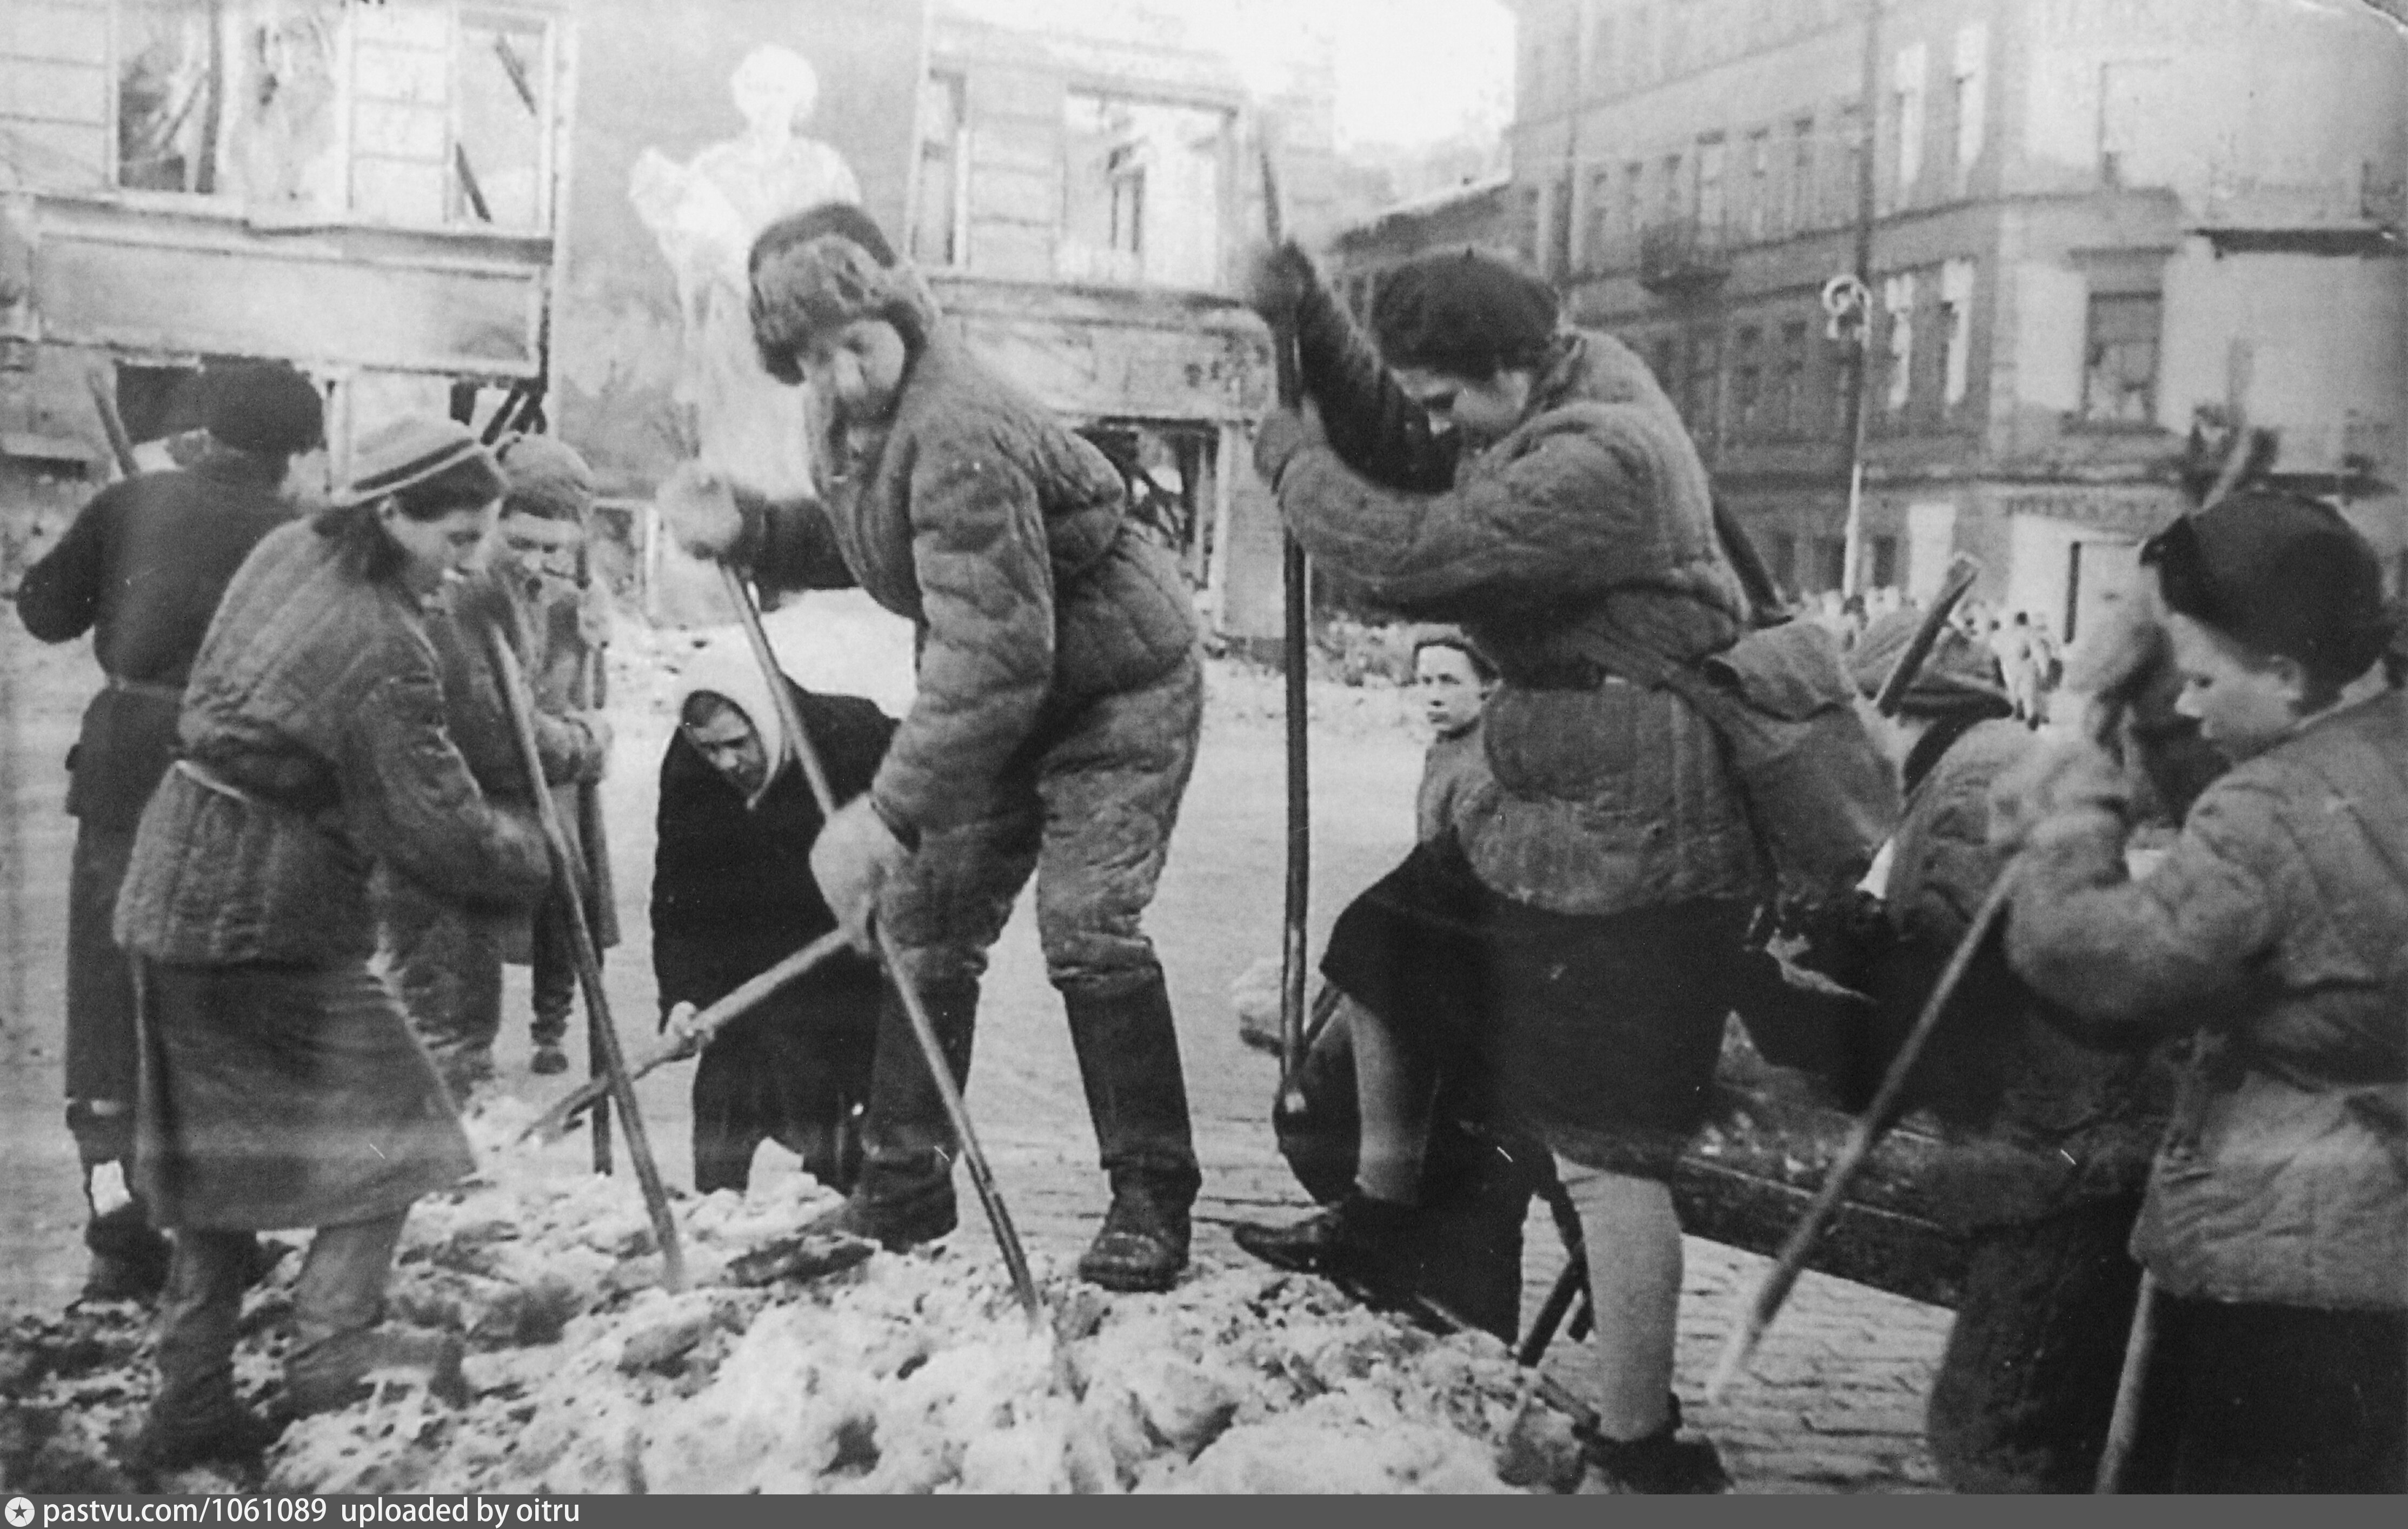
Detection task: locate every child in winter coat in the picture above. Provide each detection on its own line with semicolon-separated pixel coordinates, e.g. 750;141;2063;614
1996;490;2406;1492
653;644;895;1195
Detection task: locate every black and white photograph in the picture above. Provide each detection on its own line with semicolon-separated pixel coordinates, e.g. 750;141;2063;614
1;0;2403;1498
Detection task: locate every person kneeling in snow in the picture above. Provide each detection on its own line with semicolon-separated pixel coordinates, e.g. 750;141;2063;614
654;645;896;1196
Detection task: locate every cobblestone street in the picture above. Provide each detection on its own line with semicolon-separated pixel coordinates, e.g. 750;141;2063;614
1;602;1950;1492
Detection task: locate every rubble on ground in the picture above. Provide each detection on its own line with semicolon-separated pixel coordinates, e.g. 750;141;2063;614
2;1099;1576;1495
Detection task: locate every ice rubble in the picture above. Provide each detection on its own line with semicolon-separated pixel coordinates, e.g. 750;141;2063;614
258;1102;1553;1495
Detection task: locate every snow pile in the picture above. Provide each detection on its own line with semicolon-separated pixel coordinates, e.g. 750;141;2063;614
271;1249;1536;1496
264;1102;1546;1494
4;1101;1568;1495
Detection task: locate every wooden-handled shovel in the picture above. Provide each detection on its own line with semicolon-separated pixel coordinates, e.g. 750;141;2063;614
717;566;1046;1327
520;928;853;1145
485;624;688;1292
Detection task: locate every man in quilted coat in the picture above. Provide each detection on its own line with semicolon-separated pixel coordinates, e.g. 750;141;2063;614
662;203;1202;1293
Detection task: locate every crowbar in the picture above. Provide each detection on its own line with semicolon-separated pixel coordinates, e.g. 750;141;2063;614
717;565;1046;1327
1258;139;1313;1127
485;622;688;1292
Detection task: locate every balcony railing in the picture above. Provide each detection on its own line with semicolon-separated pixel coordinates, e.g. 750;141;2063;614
1638;218;1732;294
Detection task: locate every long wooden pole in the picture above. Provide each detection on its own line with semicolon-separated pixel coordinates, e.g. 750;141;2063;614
485;626;687;1292
523;928;852;1145
1707;870;2015;1401
717;567;1045;1325
1259;141;1312;1121
2093;1271;2162;1491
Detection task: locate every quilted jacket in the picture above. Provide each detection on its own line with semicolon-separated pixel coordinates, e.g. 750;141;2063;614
113;518;552;968
1874;717;2172;1230
2007;689;2408;1310
1259;327;1759;916
738;325;1198;841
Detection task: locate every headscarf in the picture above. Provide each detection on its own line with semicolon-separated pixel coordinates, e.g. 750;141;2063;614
669;636;796;812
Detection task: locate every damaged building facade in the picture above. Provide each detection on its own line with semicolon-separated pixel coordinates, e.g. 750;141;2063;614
0;0;575;536
1494;0;2407;643
4;0;1328;649
896;0;1337;646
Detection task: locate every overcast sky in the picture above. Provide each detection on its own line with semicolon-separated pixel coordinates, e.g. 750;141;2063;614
1321;0;1516;147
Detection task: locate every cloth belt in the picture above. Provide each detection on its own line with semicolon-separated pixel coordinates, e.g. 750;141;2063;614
105;673;184;703
174;757;267;808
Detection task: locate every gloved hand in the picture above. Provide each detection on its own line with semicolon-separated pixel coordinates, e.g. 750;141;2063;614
1252;401;1327;489
657;461;744;561
1240;238;1320;332
809;795;912;954
1988;738;2129;854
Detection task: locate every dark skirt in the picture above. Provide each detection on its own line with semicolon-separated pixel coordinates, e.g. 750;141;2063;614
134;958;476;1231
1319;834;1750;1178
2128;1295;2408;1492
1926;1195;2148;1493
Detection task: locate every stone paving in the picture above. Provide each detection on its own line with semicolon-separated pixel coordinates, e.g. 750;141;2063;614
0;601;1952;1492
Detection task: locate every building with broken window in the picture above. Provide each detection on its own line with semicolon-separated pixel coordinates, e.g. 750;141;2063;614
2;0;573;499
1503;0;2407;643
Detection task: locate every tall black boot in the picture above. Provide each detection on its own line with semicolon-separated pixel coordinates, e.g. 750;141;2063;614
1063;973;1201;1292
806;975;977;1249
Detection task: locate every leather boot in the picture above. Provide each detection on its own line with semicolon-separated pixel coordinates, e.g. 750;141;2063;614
1062;975;1201;1293
1233;1191;1422;1307
803;975;979;1249
285;1326;470;1417
142;1229;264;1470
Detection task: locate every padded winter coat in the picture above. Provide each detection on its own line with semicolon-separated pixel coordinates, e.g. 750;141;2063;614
16;451;296;831
1258;325;1759;917
2007;689;2408;1311
113;517;551;969
1873;717;2172;1230
737;326;1198;841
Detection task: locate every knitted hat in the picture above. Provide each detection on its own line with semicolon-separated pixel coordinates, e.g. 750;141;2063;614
336;416;499;508
748;229;937;385
1847;608;2012;716
203;362;324;456
2143;490;2393;687
495;433;595;524
1369;248;1560;377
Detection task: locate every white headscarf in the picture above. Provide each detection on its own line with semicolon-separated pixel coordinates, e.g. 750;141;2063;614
669;635;796;812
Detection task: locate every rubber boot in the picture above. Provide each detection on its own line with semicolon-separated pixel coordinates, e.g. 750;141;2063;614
801;976;975;1250
1063;974;1200;1293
